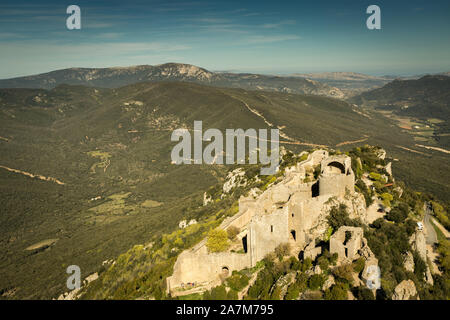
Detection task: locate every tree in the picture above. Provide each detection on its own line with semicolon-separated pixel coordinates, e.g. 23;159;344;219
226;272;249;291
380;193;393;207
206;229;229;253
317;255;330;271
324;283;348;300
332;263;355;284
413;251;427;281
270;286;282;300
206;285;228;300
353;258;365;274
354;287;375;300
308;274;325;290
369;172;382;181
327;204;350;230
275;243;290;261
301;258;312;272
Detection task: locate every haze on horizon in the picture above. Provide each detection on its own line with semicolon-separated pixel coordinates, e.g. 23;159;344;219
1;0;449;79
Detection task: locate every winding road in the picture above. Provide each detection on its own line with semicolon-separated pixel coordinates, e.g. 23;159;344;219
424;208;438;245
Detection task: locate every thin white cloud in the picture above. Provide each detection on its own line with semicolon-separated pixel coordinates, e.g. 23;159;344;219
189;18;231;24
1;41;191;58
243;34;301;44
94;33;125;39
261;20;296;29
84;22;114;29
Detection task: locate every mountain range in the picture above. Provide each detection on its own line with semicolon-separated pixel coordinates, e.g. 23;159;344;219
0;63;345;99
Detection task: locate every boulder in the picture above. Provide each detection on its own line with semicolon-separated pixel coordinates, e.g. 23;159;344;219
410;231;427;261
403;251;415;273
392;280;418;300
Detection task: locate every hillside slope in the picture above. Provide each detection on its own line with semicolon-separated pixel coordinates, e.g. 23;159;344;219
350;75;450;147
0;82;448;299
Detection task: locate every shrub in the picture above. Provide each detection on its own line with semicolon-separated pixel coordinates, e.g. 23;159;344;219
204;285;228;300
301;258;313;272
227;289;238;300
356;179;373;207
332;263;355;284
405;219;417;236
287;256;301;271
275;243;291;261
324;282;348;300
413;251;427;281
308;274;325;290
206;229;229;253
369;172;382;181
226;272;250;292
270;286;282;300
432;201;450;230
227;226;240;240
317;255;330;271
327;204;362;230
285;283;301;300
285;273;308;300
353;258;365;274
380;193;393;207
353;287;375;300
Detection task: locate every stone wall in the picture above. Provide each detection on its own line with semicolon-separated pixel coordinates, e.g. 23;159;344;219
167;247;251;293
248;207;290;266
167;150;358;295
319;155;354;198
330;226;364;262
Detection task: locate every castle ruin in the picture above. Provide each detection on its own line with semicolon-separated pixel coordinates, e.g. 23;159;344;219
166;150;356;295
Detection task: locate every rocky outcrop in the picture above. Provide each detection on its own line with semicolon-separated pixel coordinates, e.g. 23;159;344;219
322;275;335;291
410;231;433;285
272;272;296;299
392;280;418;300
179;219;197;229
57;272;98;300
203;192;213;206
222;168;247;194
403;251;415;273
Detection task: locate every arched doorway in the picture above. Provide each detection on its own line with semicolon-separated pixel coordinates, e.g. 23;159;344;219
326;161;345;174
221;266;229;277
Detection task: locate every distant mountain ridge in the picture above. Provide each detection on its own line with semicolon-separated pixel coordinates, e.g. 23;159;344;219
350;75;450;147
0;63;345;99
350;75;450;114
291;72;392;81
289;72;448;96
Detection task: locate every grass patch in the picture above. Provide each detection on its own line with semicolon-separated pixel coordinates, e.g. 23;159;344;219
431;219;447;242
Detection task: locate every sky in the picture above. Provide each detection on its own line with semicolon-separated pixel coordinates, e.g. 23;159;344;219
0;0;449;78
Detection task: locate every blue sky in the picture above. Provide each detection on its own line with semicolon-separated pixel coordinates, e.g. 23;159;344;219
0;0;449;78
